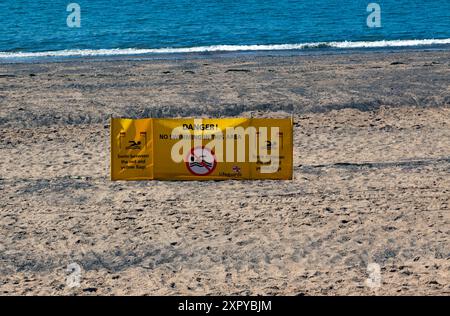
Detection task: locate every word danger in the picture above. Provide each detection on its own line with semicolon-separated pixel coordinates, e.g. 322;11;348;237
182;123;218;131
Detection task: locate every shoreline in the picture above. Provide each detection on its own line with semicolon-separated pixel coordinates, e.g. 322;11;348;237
1;43;450;65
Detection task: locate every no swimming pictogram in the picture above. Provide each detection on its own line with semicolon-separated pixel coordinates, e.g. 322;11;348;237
185;147;217;176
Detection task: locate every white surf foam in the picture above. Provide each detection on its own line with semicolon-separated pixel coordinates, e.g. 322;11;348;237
1;38;450;59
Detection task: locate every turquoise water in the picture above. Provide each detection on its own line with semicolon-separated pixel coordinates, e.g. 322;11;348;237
0;0;449;58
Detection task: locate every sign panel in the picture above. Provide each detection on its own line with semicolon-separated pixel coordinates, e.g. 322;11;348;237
111;118;293;180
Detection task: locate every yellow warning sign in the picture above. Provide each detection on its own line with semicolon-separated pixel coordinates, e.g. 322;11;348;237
111;118;293;180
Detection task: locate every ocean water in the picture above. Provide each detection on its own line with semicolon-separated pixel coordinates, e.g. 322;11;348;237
0;0;449;59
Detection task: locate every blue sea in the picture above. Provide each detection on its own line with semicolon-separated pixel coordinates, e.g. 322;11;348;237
0;0;449;60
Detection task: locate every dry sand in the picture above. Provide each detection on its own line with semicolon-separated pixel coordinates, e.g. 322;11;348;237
0;50;449;295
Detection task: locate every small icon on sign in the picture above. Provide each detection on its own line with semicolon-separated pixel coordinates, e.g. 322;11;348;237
126;140;141;150
185;147;217;176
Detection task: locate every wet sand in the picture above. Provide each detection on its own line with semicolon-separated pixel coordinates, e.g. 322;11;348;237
0;50;449;295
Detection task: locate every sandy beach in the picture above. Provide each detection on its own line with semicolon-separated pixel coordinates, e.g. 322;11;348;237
0;50;449;295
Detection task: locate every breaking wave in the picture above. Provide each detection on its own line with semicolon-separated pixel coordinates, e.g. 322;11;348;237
1;38;450;59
